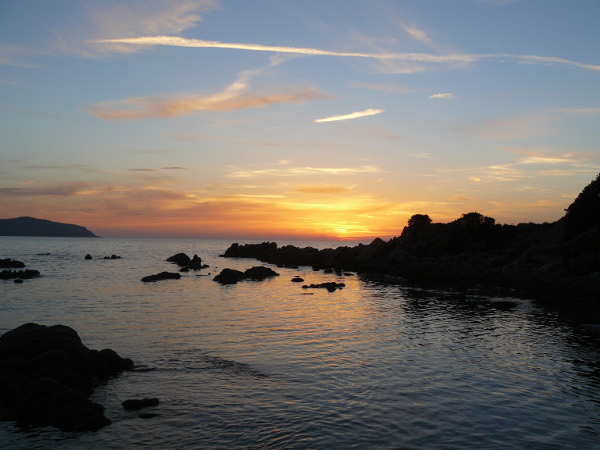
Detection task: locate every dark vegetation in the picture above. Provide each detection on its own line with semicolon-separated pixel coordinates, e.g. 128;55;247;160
223;173;600;308
0;217;98;238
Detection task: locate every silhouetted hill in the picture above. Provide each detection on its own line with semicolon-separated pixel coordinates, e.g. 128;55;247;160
0;217;99;237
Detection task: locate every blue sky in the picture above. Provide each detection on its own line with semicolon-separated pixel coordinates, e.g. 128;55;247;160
1;0;599;239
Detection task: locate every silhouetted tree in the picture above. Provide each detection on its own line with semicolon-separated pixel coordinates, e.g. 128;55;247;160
407;214;432;227
564;172;600;239
452;212;495;229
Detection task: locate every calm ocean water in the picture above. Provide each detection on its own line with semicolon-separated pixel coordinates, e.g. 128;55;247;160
1;236;600;449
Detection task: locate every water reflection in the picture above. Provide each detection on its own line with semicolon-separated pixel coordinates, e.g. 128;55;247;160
1;237;600;447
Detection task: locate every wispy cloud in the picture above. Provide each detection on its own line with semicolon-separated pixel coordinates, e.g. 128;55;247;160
228;165;380;178
89;67;327;120
398;21;438;50
351;81;416;93
0;182;92;197
95;36;600;71
315;109;384;123
557;107;600;115
0;1;221;65
294;184;354;194
429;93;455;99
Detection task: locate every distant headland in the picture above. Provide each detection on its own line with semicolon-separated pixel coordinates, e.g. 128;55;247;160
0;216;99;238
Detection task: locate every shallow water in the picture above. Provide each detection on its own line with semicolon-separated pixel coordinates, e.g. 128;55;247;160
1;236;600;448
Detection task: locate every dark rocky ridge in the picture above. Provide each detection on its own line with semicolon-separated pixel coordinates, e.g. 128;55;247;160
223;173;600;308
0;217;98;238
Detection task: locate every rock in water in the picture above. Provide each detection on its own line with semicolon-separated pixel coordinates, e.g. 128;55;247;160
122;398;160;411
0;323;133;431
141;272;181;282
166;253;191;267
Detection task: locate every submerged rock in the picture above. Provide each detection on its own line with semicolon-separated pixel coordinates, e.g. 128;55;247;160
141;272;181;282
291;276;304;283
122;398;159;411
85;254;92;260
103;255;122;260
0;323;133;431
302;282;345;292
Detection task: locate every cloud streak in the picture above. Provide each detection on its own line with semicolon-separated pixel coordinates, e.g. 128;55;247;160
89;67;328;120
429;93;455;99
228;165;380;178
315;109;384;123
95;36;600;71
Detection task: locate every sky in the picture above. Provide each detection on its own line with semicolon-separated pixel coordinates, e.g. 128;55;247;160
1;0;599;240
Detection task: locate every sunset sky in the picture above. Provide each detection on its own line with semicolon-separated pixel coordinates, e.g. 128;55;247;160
1;0;599;239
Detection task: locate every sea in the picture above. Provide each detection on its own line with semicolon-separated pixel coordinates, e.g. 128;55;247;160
1;236;600;449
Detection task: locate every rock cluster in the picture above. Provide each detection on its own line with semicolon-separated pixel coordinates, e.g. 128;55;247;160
0;269;40;280
0;323;133;431
213;266;279;285
166;253;208;272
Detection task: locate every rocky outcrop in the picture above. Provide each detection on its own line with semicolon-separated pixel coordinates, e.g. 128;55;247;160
0;323;133;431
213;266;280;285
103;255;121;260
141;272;181;282
221;173;600;306
0;258;25;269
0;269;40;280
166;253;191;267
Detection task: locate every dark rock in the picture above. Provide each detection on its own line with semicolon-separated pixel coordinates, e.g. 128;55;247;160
0;323;133;431
0;269;40;280
213;268;245;285
138;412;159;419
122;398;159;411
0;258;25;268
213;266;279;285
243;266;279;281
166;253;190;267
179;267;190;273
85;254;92;260
141;272;181;282
103;255;122;260
291;276;304;283
302;282;345;292
14;278;23;284
186;254;208;271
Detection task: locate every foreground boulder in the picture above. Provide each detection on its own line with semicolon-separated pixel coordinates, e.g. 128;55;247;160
213;266;279;285
141;272;181;282
0;323;133;431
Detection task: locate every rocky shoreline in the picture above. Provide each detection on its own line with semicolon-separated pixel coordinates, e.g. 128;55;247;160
223;174;600;311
